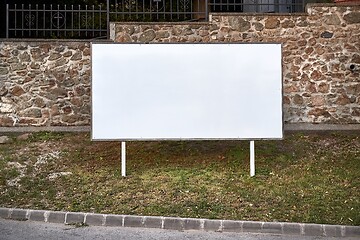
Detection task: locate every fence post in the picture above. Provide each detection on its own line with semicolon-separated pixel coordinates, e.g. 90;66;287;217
106;0;110;39
205;0;209;21
6;4;9;38
302;0;306;11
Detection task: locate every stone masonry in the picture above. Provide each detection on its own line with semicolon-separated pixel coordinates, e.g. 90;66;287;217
0;41;91;126
111;3;360;124
0;3;359;127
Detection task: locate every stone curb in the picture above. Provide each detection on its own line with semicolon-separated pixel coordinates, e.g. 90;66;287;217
0;208;359;237
1;124;360;134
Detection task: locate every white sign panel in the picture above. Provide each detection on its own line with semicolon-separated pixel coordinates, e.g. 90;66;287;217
92;43;283;140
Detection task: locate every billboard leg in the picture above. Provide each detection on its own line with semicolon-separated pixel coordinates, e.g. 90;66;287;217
121;141;126;177
250;141;255;177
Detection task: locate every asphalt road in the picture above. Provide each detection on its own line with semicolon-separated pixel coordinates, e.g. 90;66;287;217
0;219;358;240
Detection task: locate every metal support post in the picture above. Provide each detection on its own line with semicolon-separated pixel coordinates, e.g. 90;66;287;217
6;4;9;38
121;141;126;177
205;0;209;21
106;0;110;39
250;141;255;177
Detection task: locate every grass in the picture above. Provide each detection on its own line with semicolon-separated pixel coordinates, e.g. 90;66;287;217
0;131;359;226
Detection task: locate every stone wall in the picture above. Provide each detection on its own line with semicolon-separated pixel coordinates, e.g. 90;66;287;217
0;3;359;127
0;41;91;126
111;3;360;124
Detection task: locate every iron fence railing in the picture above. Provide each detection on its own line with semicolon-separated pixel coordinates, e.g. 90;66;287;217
209;0;305;13
6;0;208;39
5;0;305;39
6;4;108;39
110;0;208;22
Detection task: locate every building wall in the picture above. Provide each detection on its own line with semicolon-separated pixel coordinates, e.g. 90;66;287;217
0;3;359;127
0;41;91;126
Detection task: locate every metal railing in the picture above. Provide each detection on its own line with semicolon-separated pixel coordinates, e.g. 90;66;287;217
6;0;208;39
209;0;305;13
5;0;305;39
109;0;208;22
6;4;108;39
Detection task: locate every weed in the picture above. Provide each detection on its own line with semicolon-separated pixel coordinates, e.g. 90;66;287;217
28;132;66;142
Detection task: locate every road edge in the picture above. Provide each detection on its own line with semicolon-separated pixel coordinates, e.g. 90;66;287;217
0;207;359;237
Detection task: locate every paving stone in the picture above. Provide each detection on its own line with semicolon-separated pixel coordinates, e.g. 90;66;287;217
204;219;221;232
16;133;32;141
222;220;242;232
29;210;46;222
85;213;105;226
184;218;201;231
105;214;124;227
11;209;28;220
143;216;162;229
47;211;66;224
66;212;85;224
323;224;343;237
124;215;143;228
262;222;282;234
304;223;323;236
0;208;10;219
283;222;301;235
163;217;184;230
345;226;360;237
242;221;263;233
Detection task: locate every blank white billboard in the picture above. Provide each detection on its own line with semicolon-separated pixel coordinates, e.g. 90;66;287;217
91;43;283;140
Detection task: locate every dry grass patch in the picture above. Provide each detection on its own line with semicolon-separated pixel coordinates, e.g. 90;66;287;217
0;131;358;225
